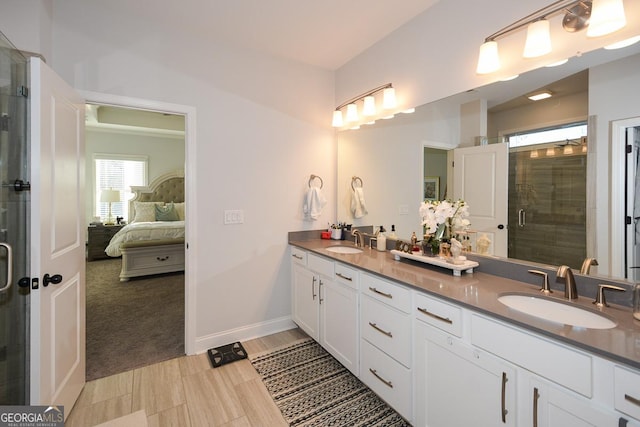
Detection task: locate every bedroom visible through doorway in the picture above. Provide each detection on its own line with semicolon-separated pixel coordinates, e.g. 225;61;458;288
84;103;187;380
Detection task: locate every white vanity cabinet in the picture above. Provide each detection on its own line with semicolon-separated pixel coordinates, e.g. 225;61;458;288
290;247;360;375
359;273;413;421
414;294;517;427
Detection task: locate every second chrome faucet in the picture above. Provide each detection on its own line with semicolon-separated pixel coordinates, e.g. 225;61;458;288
557;265;578;300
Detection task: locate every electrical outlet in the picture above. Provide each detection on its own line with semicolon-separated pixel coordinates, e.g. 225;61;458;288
224;209;244;224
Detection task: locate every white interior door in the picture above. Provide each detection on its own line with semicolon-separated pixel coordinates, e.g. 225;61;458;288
627;126;640;281
453;144;508;257
29;58;86;414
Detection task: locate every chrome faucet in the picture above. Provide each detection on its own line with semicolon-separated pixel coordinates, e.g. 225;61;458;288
557;265;578;300
580;258;598;275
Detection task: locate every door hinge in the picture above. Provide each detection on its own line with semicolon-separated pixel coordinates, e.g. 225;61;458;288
451;161;455;167
626;216;632;225
626;144;633;154
17;86;28;98
0;114;9;131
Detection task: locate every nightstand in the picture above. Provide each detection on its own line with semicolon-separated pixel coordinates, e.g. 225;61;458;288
87;225;124;261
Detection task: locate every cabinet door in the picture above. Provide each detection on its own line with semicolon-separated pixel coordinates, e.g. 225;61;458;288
415;321;516;427
320;278;359;375
292;264;319;340
524;376;631;427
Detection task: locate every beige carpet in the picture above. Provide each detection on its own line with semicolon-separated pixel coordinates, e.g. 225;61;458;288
86;258;184;380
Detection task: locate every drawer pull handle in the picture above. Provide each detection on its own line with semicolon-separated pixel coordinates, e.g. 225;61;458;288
312;276;317;300
533;387;540;427
417;307;453;324
501;372;509;423
335;272;353;281
625;394;640;407
368;286;392;299
369;368;393;388
156;256;169;261
368;322;393;338
292;254;303;260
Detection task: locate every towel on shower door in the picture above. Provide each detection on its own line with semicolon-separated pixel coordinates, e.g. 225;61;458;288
351;187;368;218
303;187;327;220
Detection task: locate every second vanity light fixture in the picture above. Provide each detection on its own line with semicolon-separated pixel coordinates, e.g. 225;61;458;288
476;0;628;74
332;83;397;128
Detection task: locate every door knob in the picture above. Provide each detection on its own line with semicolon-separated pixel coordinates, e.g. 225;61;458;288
42;274;63;287
497;224;505;229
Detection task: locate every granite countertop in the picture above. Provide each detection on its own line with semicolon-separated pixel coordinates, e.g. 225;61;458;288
289;237;640;371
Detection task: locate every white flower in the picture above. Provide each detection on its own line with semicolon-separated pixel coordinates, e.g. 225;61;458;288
419;199;471;237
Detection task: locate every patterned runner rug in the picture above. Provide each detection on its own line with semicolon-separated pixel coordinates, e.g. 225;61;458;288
249;338;411;427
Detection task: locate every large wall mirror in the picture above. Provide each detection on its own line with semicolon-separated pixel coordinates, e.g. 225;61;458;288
337;43;640;281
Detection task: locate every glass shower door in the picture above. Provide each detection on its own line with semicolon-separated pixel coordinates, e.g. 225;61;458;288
0;31;29;405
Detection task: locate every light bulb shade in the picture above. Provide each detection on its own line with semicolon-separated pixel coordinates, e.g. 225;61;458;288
362;96;376;116
604;35;640;50
332;110;343;127
587;0;626;37
346;103;359;122
100;189;120;203
382;87;396;109
523;20;552;58
476;41;500;74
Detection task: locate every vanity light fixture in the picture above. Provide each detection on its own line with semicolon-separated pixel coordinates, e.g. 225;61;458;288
527;90;553;101
476;0;627;75
332;83;397;127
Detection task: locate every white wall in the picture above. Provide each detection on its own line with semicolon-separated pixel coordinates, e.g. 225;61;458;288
1;2;336;352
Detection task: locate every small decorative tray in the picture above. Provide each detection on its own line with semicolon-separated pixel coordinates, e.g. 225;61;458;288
390;249;479;276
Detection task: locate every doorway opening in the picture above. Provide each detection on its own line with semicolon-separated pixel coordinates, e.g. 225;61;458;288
83;100;189;380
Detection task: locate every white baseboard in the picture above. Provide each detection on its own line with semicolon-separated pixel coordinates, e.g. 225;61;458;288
192;316;296;354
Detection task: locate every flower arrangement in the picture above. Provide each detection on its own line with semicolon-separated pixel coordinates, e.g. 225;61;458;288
419;199;471;240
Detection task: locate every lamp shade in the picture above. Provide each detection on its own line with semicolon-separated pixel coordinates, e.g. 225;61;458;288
382;87;396;109
332;110;344;127
476;41;500;74
523;19;552;58
346;103;359;122
362;95;376;116
587;0;626;37
100;189;120;203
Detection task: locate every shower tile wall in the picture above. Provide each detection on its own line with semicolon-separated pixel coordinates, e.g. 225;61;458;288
508;150;587;269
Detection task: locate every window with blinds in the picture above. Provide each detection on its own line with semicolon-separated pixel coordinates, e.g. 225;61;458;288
94;155;148;222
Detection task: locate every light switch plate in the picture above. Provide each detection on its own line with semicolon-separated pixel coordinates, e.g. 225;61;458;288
224;209;244;224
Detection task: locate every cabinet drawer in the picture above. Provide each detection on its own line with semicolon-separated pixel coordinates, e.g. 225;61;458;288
471;314;592;397
360;338;412;422
124;246;184;270
361;295;411;367
290;246;307;266
308;253;333;277
414;292;463;337
361;273;411;313
614;365;640;420
333;263;359;290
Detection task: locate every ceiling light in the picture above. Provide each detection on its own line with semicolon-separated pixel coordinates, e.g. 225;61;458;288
523;19;552;58
563;144;574;155
362;96;376;116
332;83;397;128
546;147;556;156
604;35;640;49
527;90;553;101
587;0;626;37
530;149;539;158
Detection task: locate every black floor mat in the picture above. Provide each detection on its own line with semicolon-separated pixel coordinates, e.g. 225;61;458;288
207;341;248;368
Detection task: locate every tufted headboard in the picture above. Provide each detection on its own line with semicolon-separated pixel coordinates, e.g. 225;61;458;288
129;170;185;222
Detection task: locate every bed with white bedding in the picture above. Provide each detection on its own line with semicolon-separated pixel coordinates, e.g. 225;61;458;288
107;171;186;281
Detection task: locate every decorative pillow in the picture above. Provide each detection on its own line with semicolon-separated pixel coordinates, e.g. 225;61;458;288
173;202;185;220
155;202;180;221
132;202;162;223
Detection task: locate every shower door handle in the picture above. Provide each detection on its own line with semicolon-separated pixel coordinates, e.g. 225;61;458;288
0;242;13;292
518;209;526;227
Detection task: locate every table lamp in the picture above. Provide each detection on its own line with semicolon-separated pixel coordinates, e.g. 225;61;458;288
100;189;120;225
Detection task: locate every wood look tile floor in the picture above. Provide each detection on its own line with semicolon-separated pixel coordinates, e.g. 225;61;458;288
67;328;308;427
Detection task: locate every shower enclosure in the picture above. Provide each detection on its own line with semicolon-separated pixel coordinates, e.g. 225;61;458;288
0;31;29;405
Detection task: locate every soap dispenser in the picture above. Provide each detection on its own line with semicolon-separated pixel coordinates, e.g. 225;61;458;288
376;226;387;251
388;225;398;240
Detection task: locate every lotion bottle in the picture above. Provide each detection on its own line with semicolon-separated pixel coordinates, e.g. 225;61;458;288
376;226;387;251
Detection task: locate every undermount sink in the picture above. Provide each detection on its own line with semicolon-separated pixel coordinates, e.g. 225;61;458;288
498;292;617;329
326;246;363;254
